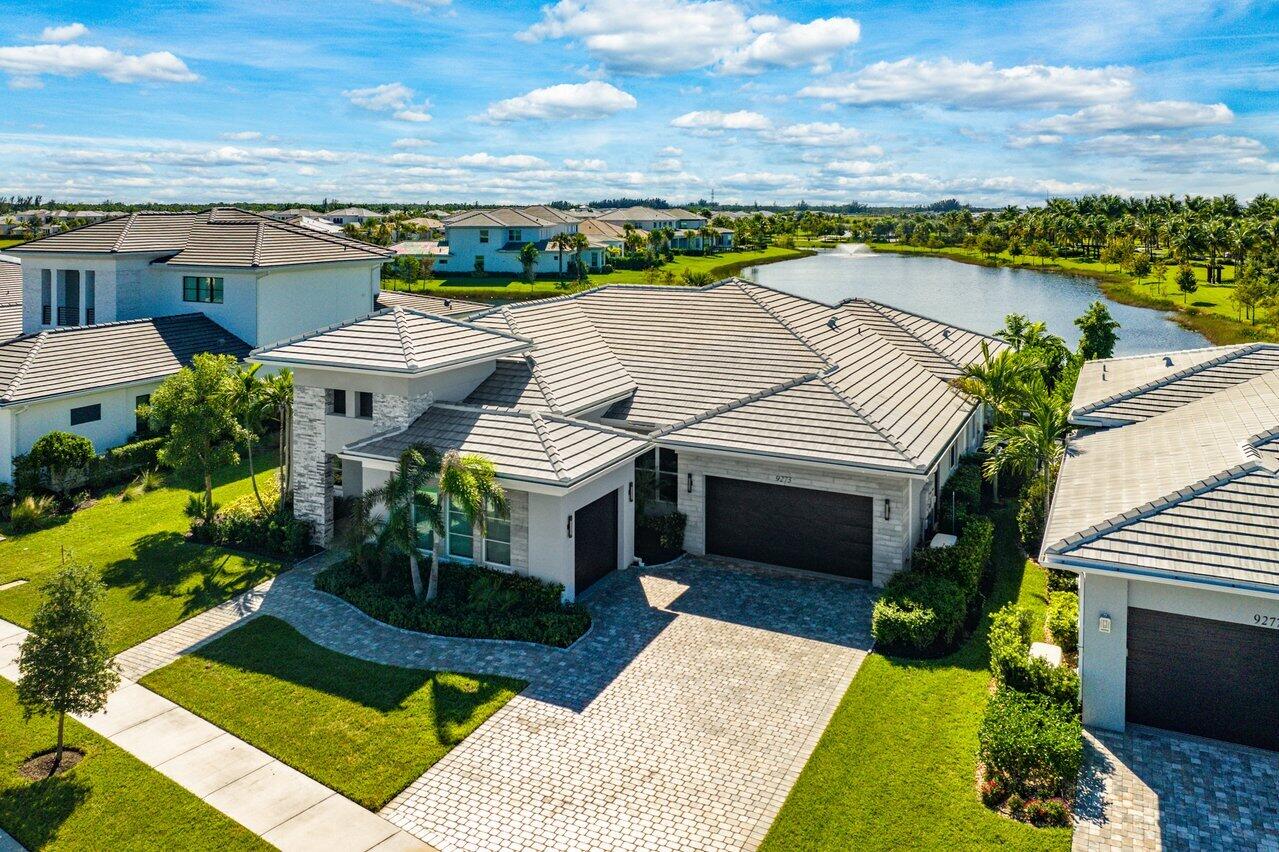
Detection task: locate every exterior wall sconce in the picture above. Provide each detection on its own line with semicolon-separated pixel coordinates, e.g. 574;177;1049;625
567;515;574;539
627;482;634;502
883;499;891;521
687;473;693;493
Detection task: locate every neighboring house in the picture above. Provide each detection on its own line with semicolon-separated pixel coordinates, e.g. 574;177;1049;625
576;218;629;250
439;207;607;276
0;256;23;340
271;208;324;220
326;207;383;226
589;207;733;251
1043;343;1279;752
403;217;443;233
389;240;447;258
253;279;996;601
289;216;347;236
0;208;393;481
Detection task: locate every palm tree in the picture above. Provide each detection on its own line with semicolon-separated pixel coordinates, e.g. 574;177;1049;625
983;375;1070;518
570;232;589;281
518;242;540;284
430;451;506;601
224;363;270;512
698;223;716;255
549;232;574;283
372;444;442;599
260;370;294;505
952;343;1045;501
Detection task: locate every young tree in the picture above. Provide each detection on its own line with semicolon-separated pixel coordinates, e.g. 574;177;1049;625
549;232;574;283
372;444;441;599
1176;264;1199;303
148;353;248;522
1074;301;1121;360
1151;258;1169;295
261;370;294;504
518;242;540;284
17;561;119;772
223;363;270;512
1131;254;1152;283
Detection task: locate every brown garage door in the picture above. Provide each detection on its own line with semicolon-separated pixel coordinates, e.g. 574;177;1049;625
1127;607;1279;751
705;477;872;580
574;490;618;596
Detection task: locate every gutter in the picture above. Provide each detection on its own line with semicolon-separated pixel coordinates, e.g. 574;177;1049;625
1042;552;1279;601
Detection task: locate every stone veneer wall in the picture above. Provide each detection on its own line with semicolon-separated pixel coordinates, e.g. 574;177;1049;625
373;391;434;433
292;384;332;545
676;450;913;586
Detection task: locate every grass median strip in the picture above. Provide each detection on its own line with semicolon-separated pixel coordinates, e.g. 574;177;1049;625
140;615;524;809
0;679;267;851
761;510;1070;851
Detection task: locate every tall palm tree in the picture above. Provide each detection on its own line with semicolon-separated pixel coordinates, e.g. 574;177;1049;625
372;444;441;599
983;375;1070;517
951;341;1043;429
570;231;589;280
549;232;574;283
518;242;540;284
430;451;506;601
260;370;294;505
224;363;270;512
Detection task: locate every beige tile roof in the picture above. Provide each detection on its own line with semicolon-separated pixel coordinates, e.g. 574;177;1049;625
8;208;393;268
1070;344;1279;426
344;403;649;486
251;306;531;374
443;208;560;228
464;358;551;410
577;219;632;242
0;314;250;405
0;256;21;305
375;290;488;317
1044;368;1279;588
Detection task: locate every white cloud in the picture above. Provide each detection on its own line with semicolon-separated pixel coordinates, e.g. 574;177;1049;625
719;171;800;189
1022;100;1233;134
763;121;863;147
1007;134;1064;148
520;0;857;75
799;58;1134;109
564;157;608;171
1078;132;1278;172
479;81;636;122
391;137;433;148
39;23;88;43
455;152;549;170
375;0;452;11
719;17;860;75
822;159;893;176
221;130;262;141
670;109;772;132
661;145;682;156
0;43;198;85
343;81;433;122
651;157;682;172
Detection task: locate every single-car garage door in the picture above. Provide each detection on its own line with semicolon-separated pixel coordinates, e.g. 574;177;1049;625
705;477;872;580
574;490;618;596
1127;607;1279;751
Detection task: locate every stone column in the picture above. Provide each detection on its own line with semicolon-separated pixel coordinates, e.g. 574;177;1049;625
292;384;333;545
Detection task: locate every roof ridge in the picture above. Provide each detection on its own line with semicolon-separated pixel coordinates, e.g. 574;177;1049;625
391;307;421;370
858;299;964;371
259;215;396;258
250;305;532;358
496;307;561;412
1074;343;1271;417
1044;460;1267;557
252;221;265;267
732;280;836;366
110;212;139;253
2;331;49;403
655;370;824;435
528;411;571;481
817;370;916;465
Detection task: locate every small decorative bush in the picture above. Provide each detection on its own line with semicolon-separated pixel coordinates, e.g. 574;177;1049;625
190;486;312;558
939;461;983;531
871;570;967;651
1046;568;1077;593
989;603;1081;711
979;687;1083;800
24;432;95;494
10;495;57;533
1022;797;1072;828
911;515;993;601
1046;591;1079;653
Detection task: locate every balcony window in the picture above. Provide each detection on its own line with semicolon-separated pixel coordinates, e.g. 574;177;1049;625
182;275;224;304
40;269;51;325
57;269;80;326
85;271;96;325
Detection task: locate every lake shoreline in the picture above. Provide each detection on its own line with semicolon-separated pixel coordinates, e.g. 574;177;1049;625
865;242;1269;348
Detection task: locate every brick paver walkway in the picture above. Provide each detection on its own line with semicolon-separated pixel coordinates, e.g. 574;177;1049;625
1073;726;1279;851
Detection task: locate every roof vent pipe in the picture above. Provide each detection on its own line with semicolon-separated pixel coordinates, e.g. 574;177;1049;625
827;316;838;329
1164;356;1174;367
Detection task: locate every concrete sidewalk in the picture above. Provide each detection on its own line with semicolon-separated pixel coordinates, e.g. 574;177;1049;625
0;617;430;852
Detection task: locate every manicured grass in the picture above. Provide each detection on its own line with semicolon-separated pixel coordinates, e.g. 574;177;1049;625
140;615;525;809
383;246;813;300
0;679;266;851
0;239;23;250
0;457;284;652
869;241;1277;346
761;509;1071;851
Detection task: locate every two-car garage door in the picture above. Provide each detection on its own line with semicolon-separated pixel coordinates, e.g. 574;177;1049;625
705;477;873;581
1127;607;1279;751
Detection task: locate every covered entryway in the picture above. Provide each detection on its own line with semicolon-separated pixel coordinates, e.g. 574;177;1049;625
704;476;873;580
1126;607;1279;751
574;490;618;596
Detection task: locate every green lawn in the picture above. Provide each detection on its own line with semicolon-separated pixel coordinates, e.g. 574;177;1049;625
0;239;22;250
761;510;1071;851
0;457;284;652
141;615;525;809
870;241;1276;346
0;679;266;851
383;246;812;299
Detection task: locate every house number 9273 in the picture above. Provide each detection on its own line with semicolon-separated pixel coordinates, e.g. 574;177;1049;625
1254;614;1279;628
774;474;793;484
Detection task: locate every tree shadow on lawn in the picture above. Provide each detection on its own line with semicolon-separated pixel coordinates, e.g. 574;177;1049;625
0;772;90;850
430;674;522;746
100;532;279;619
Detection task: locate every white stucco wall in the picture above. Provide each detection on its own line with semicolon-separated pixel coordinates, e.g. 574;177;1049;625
20;253;157;333
255;263;381;347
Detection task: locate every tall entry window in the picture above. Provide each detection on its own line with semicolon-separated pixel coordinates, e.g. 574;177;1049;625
635;448;679;511
484;499;511;566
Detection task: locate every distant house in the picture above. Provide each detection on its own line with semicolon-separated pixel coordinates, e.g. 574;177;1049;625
1;208;393;482
289;216;347;236
270;208;323;220
439;207;608;276
403;216;443;234
577;219;629;250
326;207;383;226
589;207;733;251
389;240;448;257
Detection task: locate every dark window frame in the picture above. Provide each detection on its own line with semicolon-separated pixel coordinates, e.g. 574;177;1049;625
356;391;374;419
327;388;347;416
70;403;101;426
182;275;224;304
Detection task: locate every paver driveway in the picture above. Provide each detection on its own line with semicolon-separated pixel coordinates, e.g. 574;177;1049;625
377;558;875;852
1074;726;1279;851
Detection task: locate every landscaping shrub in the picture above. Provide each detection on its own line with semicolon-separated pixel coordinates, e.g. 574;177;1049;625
1046;567;1077;593
21;432;95;494
10;494;57;532
1022;797;1072;828
1046;591;1079;653
1017;476;1051;553
315;557;591;647
939;461;982;531
190;488;312;558
871;570;967;652
978;687;1083;800
912;515;994;599
988;603;1081;710
14;434;166;497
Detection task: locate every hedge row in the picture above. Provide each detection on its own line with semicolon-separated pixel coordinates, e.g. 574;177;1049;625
871;514;994;653
14;434;165;496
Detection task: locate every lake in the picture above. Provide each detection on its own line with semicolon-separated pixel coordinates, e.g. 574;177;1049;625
746;244;1208;356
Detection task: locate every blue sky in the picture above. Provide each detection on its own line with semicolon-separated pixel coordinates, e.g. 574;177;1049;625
1;0;1277;205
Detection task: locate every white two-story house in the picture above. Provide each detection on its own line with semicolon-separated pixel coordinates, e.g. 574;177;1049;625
437;207;608;277
590;206;733;252
0;208;393;481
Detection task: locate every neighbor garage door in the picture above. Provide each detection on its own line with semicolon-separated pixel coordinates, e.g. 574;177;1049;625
574;490;618;596
705;477;872;580
1127;607;1279;751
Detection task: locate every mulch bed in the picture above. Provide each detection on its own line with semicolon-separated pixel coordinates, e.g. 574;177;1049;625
20;747;85;780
